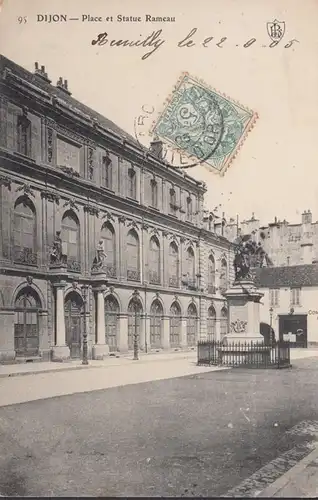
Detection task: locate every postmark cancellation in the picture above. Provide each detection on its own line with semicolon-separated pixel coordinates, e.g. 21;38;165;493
150;72;258;176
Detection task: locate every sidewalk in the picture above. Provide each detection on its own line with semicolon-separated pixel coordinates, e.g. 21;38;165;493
0;347;317;379
0;349;197;378
257;443;318;497
0;351;227;407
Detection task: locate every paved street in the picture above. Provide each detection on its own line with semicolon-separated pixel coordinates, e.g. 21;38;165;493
0;355;318;497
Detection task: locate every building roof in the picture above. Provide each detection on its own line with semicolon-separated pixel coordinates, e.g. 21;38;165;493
0;54;208;192
0;55;140;147
254;264;318;288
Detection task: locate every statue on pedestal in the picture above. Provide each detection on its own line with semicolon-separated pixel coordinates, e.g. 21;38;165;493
91;240;107;272
233;235;273;282
50;231;66;265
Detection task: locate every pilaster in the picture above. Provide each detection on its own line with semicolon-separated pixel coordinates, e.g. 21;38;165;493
118;313;129;352
162;316;170;349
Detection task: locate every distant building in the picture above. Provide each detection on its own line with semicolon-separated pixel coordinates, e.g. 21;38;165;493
255;265;318;348
225;211;318;267
0;55;234;362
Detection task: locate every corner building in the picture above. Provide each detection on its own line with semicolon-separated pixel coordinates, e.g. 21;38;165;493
0;55;234;362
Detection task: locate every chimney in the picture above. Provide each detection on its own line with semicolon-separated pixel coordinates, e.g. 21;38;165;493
301;209;312;225
34;61;51;83
150;136;163;159
56;76;72;95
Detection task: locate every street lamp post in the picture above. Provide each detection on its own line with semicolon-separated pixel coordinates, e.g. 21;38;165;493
133;298;139;361
82;285;89;365
269;307;274;345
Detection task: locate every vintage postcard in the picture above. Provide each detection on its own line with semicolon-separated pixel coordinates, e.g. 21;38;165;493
0;0;318;497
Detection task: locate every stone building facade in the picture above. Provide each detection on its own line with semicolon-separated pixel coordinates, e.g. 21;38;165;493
225;211;318;267
255;265;318;348
0;55;234;362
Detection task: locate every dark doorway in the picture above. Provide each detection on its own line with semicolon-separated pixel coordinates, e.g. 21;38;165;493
278;315;307;348
14;287;41;357
260;322;276;345
64;292;84;358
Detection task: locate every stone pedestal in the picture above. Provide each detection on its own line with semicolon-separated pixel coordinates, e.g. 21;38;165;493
223;279;264;344
52;345;70;362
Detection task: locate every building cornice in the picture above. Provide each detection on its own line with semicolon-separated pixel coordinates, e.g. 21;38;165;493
0;62;206;195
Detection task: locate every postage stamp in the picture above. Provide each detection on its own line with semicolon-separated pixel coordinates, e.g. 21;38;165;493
150;72;258;176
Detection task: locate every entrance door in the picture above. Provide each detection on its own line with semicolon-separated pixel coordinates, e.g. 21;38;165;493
65;292;83;358
14;288;40;357
279;315;307;347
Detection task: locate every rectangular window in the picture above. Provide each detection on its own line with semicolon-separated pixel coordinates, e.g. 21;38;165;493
169;189;177;215
17;115;32;156
128;168;137;199
269;289;280;307
102;154;112;189
290;288;301;306
151;179;158;208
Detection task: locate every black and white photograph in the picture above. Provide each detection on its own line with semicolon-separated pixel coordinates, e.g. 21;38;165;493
0;0;318;497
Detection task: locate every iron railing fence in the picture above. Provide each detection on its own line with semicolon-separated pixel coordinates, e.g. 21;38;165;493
197;340;291;369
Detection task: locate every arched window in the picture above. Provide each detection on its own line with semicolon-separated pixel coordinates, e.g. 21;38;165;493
61;211;81;272
101;223;116;277
169;242;179;287
105;295;120;352
170;301;181;347
13;197;37;265
187;303;198;346
150;299;163;348
14;287;41;357
220;307;228;338
219;258;228;294
169;188;177;215
207;306;216;340
128;298;143;349
127;229;140;281
128;168;137;199
102;153;113;189
186;247;195;287
149;236;160;284
151;179;158;208
208;255;216;294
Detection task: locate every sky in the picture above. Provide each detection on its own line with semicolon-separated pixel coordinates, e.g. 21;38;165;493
1;0;318;226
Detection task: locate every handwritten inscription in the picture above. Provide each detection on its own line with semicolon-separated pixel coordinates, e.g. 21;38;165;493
91;27;299;60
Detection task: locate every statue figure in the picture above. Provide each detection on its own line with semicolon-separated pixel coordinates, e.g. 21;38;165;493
233;234;272;281
91;239;107;272
50;231;64;264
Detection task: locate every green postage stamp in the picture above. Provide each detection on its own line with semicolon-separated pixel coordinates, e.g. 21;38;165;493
150;72;258;175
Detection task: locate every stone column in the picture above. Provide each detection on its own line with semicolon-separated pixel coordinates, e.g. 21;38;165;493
145;315;151;351
118;314;129;352
38;311;50;361
52;282;70;361
162;316;170;349
92;286;109;360
215;314;221;341
180;318;188;348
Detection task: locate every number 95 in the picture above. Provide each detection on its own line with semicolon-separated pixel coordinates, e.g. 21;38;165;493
18;16;27;24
